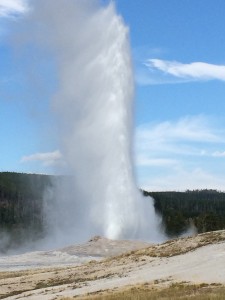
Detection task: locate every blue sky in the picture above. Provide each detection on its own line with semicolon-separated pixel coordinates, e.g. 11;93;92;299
1;0;225;190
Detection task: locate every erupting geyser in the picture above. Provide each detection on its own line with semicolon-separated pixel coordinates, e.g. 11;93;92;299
24;0;162;245
52;0;142;240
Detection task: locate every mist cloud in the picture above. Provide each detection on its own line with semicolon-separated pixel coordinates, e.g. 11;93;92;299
14;0;164;245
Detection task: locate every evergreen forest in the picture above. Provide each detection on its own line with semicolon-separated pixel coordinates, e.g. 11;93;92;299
1;172;225;251
144;190;225;237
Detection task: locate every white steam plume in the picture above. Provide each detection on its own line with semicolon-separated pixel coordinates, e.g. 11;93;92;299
21;0;163;246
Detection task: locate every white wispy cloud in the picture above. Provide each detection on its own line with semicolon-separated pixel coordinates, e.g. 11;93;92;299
136;115;222;152
135;115;221;168
21;150;63;167
135;115;225;190
140;167;225;192
212;151;225;157
136;156;178;167
0;0;28;18
139;59;225;85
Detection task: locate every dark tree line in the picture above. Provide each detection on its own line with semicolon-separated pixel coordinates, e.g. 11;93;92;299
1;172;225;251
0;172;54;251
0;172;53;228
143;190;225;237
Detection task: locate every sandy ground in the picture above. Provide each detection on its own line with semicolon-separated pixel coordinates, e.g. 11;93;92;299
1;231;225;299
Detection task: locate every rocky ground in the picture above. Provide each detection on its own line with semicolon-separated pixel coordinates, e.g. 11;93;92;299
1;231;225;299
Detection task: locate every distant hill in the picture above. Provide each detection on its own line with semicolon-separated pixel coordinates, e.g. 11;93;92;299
1;172;225;251
143;190;225;237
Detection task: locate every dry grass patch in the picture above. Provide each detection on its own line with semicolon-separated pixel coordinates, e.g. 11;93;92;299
60;283;225;300
109;230;225;262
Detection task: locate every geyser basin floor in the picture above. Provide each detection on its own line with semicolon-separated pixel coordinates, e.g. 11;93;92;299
0;236;150;271
1;231;225;300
